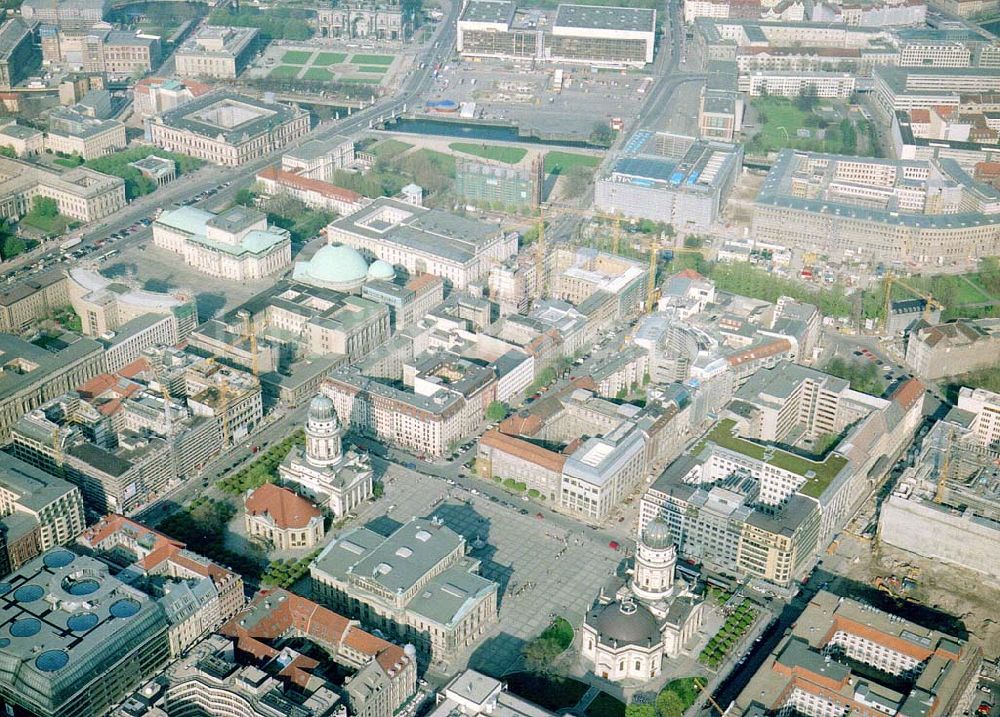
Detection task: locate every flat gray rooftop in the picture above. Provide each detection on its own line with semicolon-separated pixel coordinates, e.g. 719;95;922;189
554;4;655;32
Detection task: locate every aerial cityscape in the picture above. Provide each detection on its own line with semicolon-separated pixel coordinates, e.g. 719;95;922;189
0;0;997;715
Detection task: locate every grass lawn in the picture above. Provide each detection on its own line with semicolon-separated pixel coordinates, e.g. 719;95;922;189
357;65;390;74
313;51;347;65
450;142;527;164
660;678;702;711
544;150;600;174
350;53;393;65
894;273;993;305
412;148;456;174
370;139;413;159
302;66;332;81
21;211;73;234
53;157;83;169
282;50;313;64
749;97;859;155
339;77;380;84
585;693;625;717
269;64;301;79
505;673;588;711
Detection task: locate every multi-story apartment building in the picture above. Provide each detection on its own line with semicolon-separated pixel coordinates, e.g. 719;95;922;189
281;136;355;180
67;267;197;341
739;70;856;98
46;106;127;161
20;0;109;30
153;205;291;281
0;18;41;90
752;150;1000;266
220;589;417;717
326;197;518;291
311;518;499;661
455;157;542;210
0;271;69;334
184;360;262;447
957;386;1000;454
0;333;105;440
0;551;170;717
10;400;178;516
40;25;160;75
905;318;1000;379
99;314;180;374
174;26;258;79
0;157;125;223
149;91;310;167
728;591;982;717
79;513;246;625
321;353;496;457
0;452;85;552
256;164;369;215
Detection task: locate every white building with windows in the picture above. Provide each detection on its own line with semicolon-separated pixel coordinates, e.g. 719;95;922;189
581;518;704;683
278;394;373;518
152;205;291;281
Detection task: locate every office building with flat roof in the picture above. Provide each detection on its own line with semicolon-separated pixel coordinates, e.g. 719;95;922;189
0;18;41;90
326;197;517;291
751;149;1000;266
0;452;85;554
282;135;355;181
595;132;743;229
0;550;171;717
0;271;69;334
311;518;499;662
20;0;108;30
174;25;258;79
149;91;310;166
457;0;656;66
0;333;105;440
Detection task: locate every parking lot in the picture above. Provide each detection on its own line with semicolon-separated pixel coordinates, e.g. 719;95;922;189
425;60;649;139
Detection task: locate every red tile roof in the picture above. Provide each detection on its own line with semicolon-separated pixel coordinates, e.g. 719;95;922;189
910;109;931;124
257;165;363;203
245;484;321;529
674;268;706;280
726;339;792;367
890;378;924;412
479;430;567;474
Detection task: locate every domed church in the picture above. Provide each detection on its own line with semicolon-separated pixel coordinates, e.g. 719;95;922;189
278;393;374;518
581;518;705;683
292;244;397;292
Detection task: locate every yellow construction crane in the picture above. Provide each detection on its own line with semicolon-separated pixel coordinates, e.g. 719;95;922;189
237;309;259;376
882;273;945;334
935;428;954;504
646;241;660;312
534;206;546;300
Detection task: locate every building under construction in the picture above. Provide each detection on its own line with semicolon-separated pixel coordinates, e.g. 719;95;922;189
879;417;1000;580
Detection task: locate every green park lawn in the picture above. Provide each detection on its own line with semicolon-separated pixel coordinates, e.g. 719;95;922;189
350;53;394;65
544;150;600;174
302;67;332;81
313;52;347;65
339;77;380;84
369;139;413;159
357;65;390;73
449;142;527;164
281;50;313;64
269;64;302;78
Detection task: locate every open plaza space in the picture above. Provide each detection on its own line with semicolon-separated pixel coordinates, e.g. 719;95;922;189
248;43;408;87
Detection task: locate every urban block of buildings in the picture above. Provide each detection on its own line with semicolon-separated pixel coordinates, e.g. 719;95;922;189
727;591;983;717
152;205;292;281
752;150;1000;266
174;25;259;80
0;156;125;223
325;197;518;291
279;394;373;518
640;363;924;586
457;0;657;67
40;24;160;76
904;318;1000;379
0;18;42;90
311;517;499;662
134;77;212;119
0;270;69;334
256;164;370;216
595;132;743;230
20;0;108;31
148;91;310;166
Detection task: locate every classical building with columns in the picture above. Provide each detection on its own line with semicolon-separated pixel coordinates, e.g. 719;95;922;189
581;518;705;683
278;393;373;518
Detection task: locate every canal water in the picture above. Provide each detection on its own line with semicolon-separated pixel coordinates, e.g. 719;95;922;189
383;117;603;149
